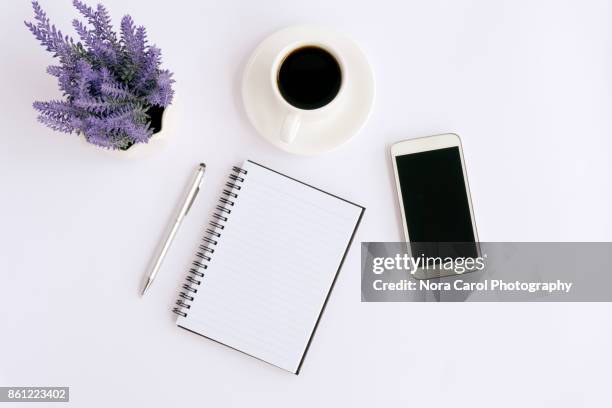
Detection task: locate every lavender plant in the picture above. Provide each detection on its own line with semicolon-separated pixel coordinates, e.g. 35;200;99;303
25;0;175;150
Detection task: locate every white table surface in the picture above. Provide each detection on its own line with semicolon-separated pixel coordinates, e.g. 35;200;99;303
2;0;611;406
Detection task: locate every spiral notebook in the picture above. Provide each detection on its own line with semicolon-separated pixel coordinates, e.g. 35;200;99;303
172;160;364;374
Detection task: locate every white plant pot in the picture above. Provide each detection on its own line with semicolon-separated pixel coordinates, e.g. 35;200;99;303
82;101;176;159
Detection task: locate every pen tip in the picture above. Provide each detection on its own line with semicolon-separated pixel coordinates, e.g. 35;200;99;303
199;163;206;168
141;278;152;297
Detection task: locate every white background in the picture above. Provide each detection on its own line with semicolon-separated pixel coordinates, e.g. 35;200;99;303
1;0;611;406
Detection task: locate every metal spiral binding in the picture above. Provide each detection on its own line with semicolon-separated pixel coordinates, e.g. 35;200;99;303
172;166;248;317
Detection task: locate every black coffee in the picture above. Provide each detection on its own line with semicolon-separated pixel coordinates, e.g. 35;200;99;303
277;46;342;110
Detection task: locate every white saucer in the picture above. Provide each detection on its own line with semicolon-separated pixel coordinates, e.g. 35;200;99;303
242;25;375;155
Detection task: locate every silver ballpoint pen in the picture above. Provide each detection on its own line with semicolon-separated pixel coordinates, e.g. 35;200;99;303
141;163;206;296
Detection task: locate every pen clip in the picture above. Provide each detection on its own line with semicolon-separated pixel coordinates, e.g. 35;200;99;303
184;186;200;216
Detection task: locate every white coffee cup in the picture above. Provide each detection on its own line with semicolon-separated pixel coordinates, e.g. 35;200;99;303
270;42;346;144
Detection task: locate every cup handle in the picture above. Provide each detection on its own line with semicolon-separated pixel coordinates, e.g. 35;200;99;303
280;113;301;144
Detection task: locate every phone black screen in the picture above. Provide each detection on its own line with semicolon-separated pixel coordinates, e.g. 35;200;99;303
395;146;477;258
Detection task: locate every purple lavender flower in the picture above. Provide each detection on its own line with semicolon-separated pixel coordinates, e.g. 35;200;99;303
25;1;175;150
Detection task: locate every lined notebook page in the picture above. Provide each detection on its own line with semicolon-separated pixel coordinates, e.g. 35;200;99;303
176;160;363;373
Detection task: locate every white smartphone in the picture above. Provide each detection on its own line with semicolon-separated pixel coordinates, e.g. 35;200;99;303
391;133;480;279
